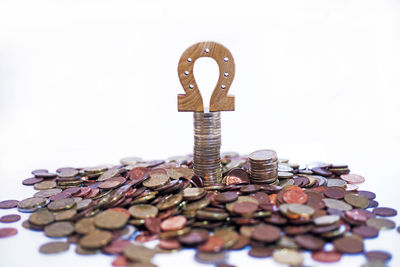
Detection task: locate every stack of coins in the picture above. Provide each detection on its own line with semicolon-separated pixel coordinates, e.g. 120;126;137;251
249;149;278;183
193;111;222;185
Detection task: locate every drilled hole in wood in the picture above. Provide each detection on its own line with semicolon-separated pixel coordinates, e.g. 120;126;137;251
204;48;210;53
187;58;192;62
184;71;189;75
221;85;226;89
223;57;229;62
189;84;194;89
224;72;229;77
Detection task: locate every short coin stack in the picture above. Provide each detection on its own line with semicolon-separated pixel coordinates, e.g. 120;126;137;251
249;149;278;184
193;111;222;185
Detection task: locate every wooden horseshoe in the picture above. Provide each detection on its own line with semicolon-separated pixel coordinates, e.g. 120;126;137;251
177;41;235;112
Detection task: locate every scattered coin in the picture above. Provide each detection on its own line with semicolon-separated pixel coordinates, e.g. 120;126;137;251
94;210;129;230
80;230;113;249
366;218;396;230
44;221;75;237
0;227;18;238
0;200;19;209
372;207;397;217
364;250;392;262
0;214;21;223
39;241;70;254
333;236;364;254
273;248;304;265
129;204;158;219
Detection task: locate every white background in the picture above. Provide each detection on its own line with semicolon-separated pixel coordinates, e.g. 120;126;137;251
0;0;399;266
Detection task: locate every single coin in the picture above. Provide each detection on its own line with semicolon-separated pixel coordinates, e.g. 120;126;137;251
39;241;69;254
47;198;76;211
34;180;57;190
311;250;342;263
361;261;386;267
233;202;258;215
183;187;205;200
340;174;365;184
160;216;187;231
344;193;370;209
0;214;21;223
195;251;227;264
273;248;304;265
129;204;158;219
372;207;397;217
75;217;96;235
0;200;19;209
143;173;169;189
324;187;346;199
322;199;352;211
34;188;63;198
352;225;379;238
214;192;238;203
22;177;44;186
283;190;308;204
327;179;347;187
333;236;364;254
287;203;315;216
44;221;75;237
156;194;183;210
197;236;225;253
0;227;17;238
366;218;396;230
94;210;129;230
54;209;77;221
179;230;209;246
251;224;281;242
18;197;47;212
97;169;119;181
80;230;113;249
103;239;132;255
98;180;121;190
294;234;325;250
213;228;239;249
159;239;181;250
248;246;274;258
364;250;392;262
144;217;161;234
314;215;340;226
29;209;55;225
230;235;249;250
123;244;156;262
357;190;376;200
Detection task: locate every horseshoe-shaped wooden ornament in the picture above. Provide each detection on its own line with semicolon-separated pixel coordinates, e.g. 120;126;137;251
177;41;235;112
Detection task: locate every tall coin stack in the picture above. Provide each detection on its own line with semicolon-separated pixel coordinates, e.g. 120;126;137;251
249;149;278;183
193;111;222;185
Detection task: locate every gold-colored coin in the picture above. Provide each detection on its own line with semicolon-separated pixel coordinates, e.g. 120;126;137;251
287;204;315;216
156;194;183;210
124;244;157;262
183;188;205;200
29;209;55;226
196;210;228;221
47;198;76;211
18;197;47;212
94;210;129;230
34;180;57;190
142;173;169;189
97;169;119;181
75;245;98;255
214;228;239;248
159;227;191;239
54;209;77;221
273;248;304;265
129;204;158;219
75;217;97;235
79;230;113;249
167;167;193;180
183;198;210;212
322;198;352;211
366;218;396;230
344;193;370;209
39;241;70;254
44;221;75;237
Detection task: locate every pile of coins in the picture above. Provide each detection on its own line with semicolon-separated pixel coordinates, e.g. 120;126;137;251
249;149;278;184
193;111;222;185
0;152;398;267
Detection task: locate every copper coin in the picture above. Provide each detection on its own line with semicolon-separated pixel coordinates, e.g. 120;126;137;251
145;217;161;234
251;224;281;242
357;190;376;200
0;200;19;209
195;251;227;264
22;177;43;185
333;236;364;254
230;235;249;250
233;202;258;215
248;246;274;258
102;240;132;255
372;207;397;217
112;255;129;267
44;221;75;237
179;230;209;246
324;187;346;199
0;214;21;223
225;168;250;185
283;190;308;204
312;167;332;177
364;250;392;262
159;239;181;250
160;215;187;231
294;234;325;250
99;180;121;190
197;236;225;252
312;250;342;263
39;241;70;254
214;192;238;203
340;173;365;184
0;227;17;238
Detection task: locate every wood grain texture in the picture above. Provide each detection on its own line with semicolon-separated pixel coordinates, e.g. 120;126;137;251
177;41;235;112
